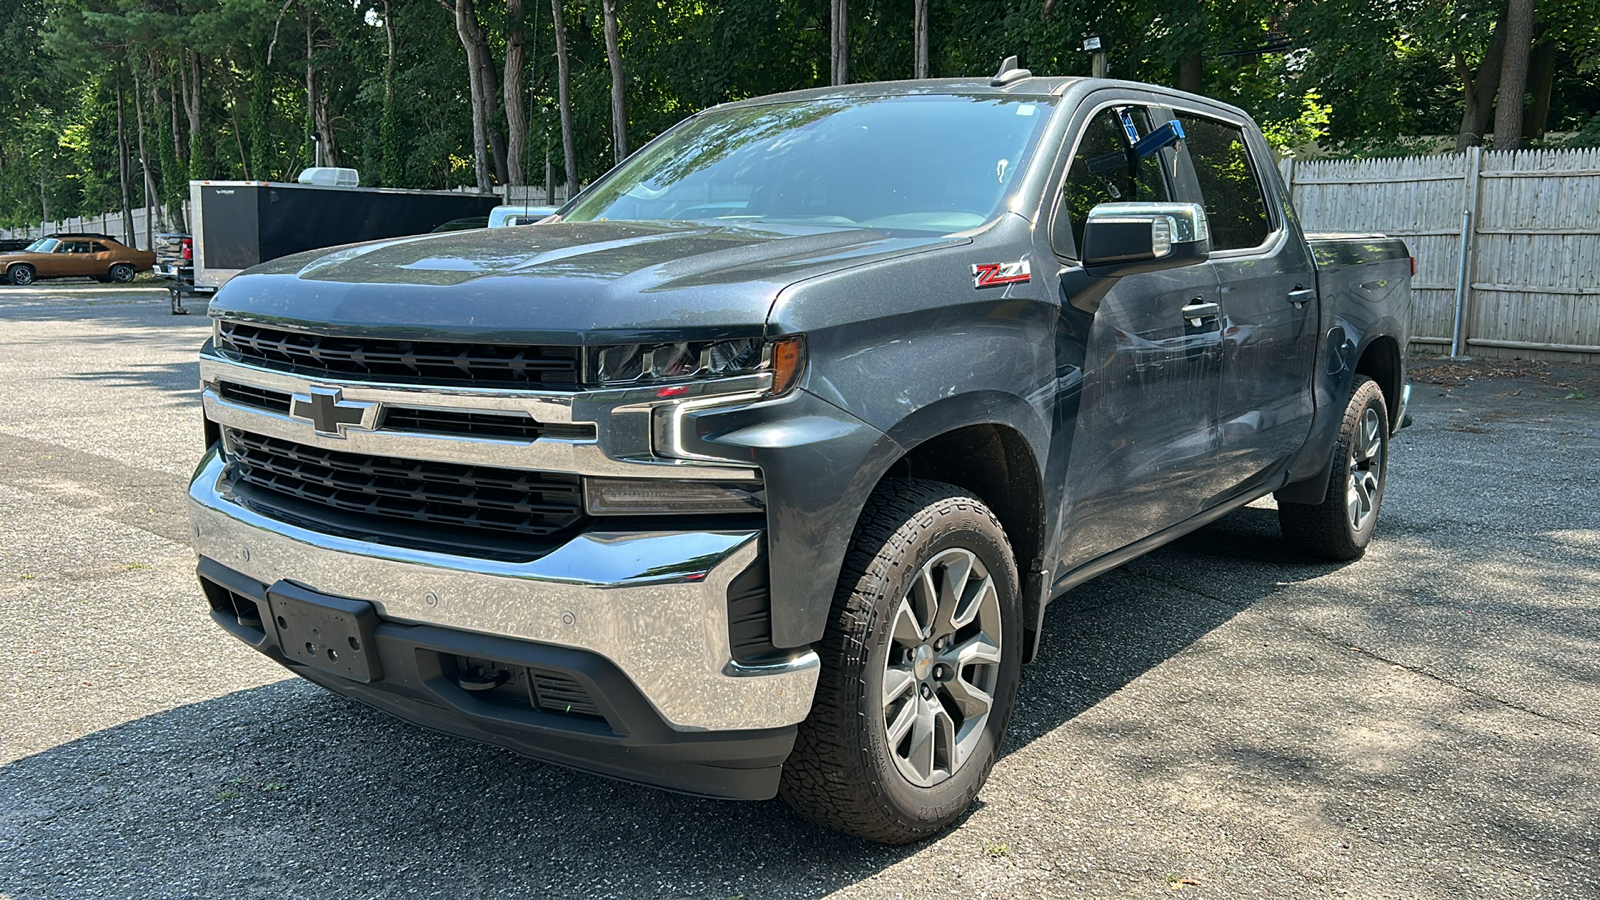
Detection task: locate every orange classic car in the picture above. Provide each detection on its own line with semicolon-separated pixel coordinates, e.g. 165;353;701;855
1;234;157;285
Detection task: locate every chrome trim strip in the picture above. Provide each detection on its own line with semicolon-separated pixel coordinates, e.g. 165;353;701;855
188;449;817;731
201;353;762;481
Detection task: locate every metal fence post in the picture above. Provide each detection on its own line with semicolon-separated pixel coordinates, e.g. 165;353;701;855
1452;146;1484;357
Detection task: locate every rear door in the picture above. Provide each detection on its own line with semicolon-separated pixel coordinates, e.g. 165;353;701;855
1049;100;1225;570
1166;108;1319;491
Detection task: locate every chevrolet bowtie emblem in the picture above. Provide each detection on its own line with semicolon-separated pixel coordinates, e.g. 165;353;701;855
290;386;378;437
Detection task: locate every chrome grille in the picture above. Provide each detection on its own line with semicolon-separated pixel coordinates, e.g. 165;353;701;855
223;428;585;539
216;320;582;388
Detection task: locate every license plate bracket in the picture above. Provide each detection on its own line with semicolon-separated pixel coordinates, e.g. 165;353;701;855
267;581;383;683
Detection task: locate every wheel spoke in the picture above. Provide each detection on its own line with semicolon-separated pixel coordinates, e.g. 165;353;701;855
949;631;1002;668
942;672;994;721
933;551;974;635
892;599;924;649
950;573;995;631
886;691;917;746
910;569;938;637
932;704;957;774
906;697;938;781
883;666;916;709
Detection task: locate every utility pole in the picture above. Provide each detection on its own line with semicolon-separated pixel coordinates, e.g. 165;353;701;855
1084;36;1107;78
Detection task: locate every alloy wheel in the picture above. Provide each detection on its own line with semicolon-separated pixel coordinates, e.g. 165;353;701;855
881;547;1003;787
1346;406;1383;533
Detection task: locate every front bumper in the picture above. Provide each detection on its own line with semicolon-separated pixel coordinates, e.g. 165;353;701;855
196;558;800;799
188;446;818;735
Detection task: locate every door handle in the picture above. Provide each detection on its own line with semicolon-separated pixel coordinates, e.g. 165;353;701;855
1181;300;1220;327
1288;287;1316;308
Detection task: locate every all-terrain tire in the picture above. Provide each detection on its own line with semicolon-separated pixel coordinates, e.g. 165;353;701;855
1277;375;1390;560
779;479;1022;845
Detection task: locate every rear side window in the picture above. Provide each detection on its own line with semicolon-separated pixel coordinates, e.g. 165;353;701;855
91;242;109;252
1176;114;1271;251
1058;107;1173;255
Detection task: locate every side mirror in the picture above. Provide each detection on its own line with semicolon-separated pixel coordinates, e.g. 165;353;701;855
1081;202;1211;277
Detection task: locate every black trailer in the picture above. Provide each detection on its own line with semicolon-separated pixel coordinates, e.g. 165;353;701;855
172;180;498;313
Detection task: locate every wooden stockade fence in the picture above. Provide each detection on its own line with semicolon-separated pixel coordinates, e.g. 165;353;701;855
1282;146;1600;363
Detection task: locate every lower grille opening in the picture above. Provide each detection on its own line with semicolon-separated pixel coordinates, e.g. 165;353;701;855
447;654;609;725
201;578;266;635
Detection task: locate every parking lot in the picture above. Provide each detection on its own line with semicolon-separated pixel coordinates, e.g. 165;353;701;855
0;284;1596;899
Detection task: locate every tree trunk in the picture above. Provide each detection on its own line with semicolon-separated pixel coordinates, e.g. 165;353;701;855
443;0;492;189
1456;12;1507;150
602;0;627;164
132;65;159;239
1522;35;1556;143
551;0;578;199
913;0;928;79
381;0;402;185
1492;0;1536;151
1178;52;1202;93
831;0;848;85
117;79;135;247
185;52;203;179
172;73;186;168
304;15;341;168
504;0;528;184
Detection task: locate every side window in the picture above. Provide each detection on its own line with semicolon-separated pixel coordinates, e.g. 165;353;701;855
1175;114;1271;251
1057;106;1173;256
91;242;109;253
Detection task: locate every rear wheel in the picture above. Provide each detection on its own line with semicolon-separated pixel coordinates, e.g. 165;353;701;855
109;263;135;283
779;479;1021;845
7;264;34;286
1277;375;1389;560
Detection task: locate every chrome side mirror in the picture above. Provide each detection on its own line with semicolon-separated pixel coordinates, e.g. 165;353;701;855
1081;202;1211;277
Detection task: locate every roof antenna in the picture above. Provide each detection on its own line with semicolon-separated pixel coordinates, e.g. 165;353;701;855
991;55;1032;87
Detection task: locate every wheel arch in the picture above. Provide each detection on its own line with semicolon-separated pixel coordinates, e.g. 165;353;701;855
1354;334;1403;426
874;405;1049;662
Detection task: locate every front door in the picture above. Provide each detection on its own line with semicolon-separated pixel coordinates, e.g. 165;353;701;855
1050;103;1225;572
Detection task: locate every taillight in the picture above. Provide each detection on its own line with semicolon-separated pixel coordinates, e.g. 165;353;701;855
1409;256;1416;276
181;238;193;260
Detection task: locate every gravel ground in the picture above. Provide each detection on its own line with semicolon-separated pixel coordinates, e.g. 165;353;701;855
1;285;1596;899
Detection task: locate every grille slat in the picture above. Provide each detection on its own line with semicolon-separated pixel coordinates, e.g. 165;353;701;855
224;428;585;539
217;321;582;389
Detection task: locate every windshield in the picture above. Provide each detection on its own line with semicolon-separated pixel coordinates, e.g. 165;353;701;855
564;94;1054;235
27;238;58;252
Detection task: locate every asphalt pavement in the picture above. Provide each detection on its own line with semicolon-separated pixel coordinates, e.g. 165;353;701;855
1;284;1596;899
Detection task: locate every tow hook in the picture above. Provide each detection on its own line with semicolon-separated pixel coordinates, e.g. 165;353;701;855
457;667;511;692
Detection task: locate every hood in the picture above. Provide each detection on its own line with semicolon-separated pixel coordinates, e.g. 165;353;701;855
209;220;967;343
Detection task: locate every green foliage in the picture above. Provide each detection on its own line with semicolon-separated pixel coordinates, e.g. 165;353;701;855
1;0;1597;230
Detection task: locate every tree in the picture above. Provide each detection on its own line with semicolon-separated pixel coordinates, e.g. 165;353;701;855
1493;0;1536;149
830;0;847;85
602;0;627;164
504;0;528;184
550;0;577;199
913;0;928;79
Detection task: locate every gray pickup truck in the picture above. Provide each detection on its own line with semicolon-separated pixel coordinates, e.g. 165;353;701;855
188;64;1411;844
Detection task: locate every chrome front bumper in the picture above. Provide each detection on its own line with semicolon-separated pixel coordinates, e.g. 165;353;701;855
187;448;819;732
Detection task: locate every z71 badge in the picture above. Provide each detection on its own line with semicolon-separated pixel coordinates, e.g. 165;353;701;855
972;259;1031;288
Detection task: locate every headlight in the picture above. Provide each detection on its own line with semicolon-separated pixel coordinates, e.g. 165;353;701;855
589;336;804;394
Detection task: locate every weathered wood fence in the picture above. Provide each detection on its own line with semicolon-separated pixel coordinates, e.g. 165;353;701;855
1283;146;1600;363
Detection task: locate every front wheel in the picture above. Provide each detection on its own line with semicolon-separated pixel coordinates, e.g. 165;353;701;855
7;264;35;286
779;479;1021;845
109;263;136;283
1277;375;1390;560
